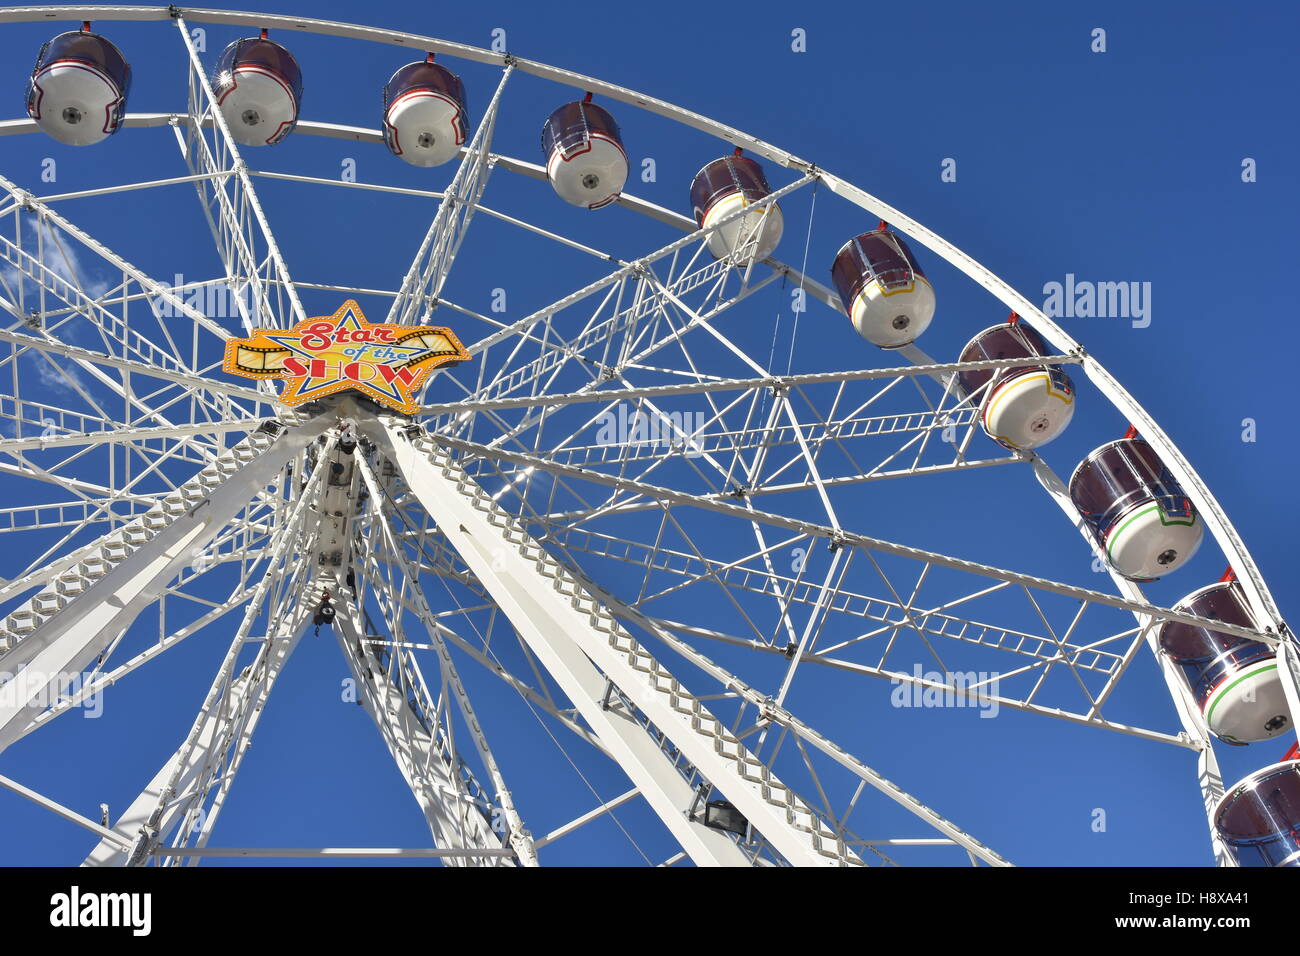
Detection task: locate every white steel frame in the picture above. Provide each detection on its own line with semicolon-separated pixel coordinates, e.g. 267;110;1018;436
0;4;1291;867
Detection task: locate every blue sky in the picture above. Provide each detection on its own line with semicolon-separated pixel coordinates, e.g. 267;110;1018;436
0;0;1296;866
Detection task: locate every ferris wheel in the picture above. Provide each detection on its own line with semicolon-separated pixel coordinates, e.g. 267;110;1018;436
0;5;1296;868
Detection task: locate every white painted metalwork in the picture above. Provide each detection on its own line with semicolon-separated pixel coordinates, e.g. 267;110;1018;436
0;5;1291;867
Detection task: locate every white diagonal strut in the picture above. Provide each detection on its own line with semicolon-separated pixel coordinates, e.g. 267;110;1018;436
91;439;331;866
369;417;862;866
83;603;314;866
0;417;326;753
332;603;513;866
174;15;306;329
387;64;513;325
357;454;752;867
353;451;537;864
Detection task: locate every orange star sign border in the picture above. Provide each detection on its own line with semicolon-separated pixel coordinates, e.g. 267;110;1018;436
222;300;470;414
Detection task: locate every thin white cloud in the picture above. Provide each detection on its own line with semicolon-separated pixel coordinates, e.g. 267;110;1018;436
29;220;111;300
31;352;89;394
0;219;112;318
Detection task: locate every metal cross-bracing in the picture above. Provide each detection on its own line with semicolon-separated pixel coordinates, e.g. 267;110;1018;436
372;417;865;866
386;64;513;327
386;480;1014;867
331;601;516;866
0;419;322;751
357;430;766;864
339;457;522;865
0;175;268;429
173;14;305;333
0;6;1293;867
349;449;536;863
428;432;1259;734
86;451;322;865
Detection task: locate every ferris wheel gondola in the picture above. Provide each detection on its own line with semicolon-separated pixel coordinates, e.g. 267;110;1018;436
690;153;784;265
1069;437;1204;581
541;96;627;209
1213;760;1300;867
382;55;468;167
211;31;302;147
24;23;130;145
830;228;935;348
1159;579;1291;745
957;319;1076;450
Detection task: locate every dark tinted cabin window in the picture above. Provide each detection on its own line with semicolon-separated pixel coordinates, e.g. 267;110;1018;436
1069;439;1190;536
690;157;771;225
957;323;1052;393
385;61;465;113
1160;584;1270;705
542;101;620;160
38;32;131;93
1217;766;1300;866
830;232;924;309
217;38;303;101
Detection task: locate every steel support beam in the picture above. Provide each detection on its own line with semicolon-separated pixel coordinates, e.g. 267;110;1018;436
88;438;333;866
370;417;860;866
332;604;513;866
0;418;325;752
83;607;312;866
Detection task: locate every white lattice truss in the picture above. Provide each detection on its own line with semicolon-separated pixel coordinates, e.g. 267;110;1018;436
0;5;1295;867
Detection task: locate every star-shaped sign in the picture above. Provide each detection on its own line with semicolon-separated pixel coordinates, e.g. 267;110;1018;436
223;300;469;413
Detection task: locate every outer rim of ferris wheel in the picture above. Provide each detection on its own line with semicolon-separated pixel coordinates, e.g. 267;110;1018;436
0;4;1294;867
